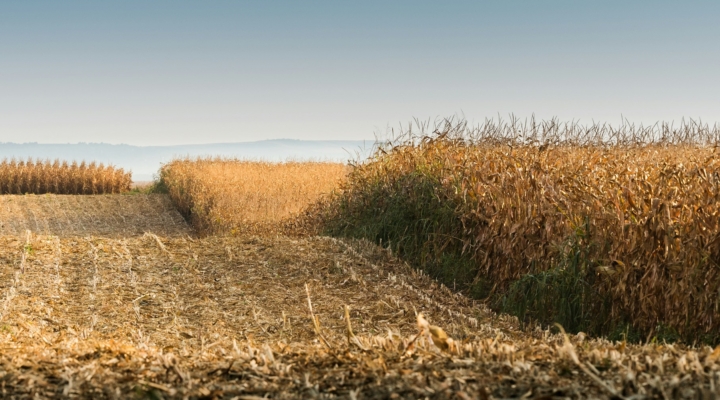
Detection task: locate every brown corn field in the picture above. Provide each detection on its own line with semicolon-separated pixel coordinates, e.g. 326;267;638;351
159;158;347;235
0;159;132;194
3;118;720;398
316;118;720;343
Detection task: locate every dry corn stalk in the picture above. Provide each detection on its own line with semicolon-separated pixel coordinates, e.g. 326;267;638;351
0;158;131;194
321;129;720;340
416;312;455;353
306;283;331;349
344;305;366;350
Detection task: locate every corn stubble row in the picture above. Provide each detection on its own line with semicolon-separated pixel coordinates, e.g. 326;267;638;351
0;158;131;194
2;233;719;398
315;119;720;342
0;194;191;237
159;158;348;236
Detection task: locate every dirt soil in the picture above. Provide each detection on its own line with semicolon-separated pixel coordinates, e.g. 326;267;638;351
0;197;718;399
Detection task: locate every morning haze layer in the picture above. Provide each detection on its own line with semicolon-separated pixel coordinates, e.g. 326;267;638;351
0;140;371;181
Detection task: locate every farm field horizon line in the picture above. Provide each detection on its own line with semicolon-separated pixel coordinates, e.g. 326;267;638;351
1;117;720;397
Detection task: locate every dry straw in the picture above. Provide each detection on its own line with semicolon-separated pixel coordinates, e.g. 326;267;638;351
0;232;718;397
0;158;131;194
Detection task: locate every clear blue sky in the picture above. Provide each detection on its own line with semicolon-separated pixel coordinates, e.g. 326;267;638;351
1;1;718;145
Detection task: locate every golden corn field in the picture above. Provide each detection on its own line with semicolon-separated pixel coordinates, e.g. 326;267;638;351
0;159;132;194
3;119;720;398
317;118;720;344
159;158;347;235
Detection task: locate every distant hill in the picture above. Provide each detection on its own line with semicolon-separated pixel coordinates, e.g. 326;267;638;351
0;140;375;181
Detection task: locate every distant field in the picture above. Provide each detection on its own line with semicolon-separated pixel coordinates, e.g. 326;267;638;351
0;159;131;194
0;139;372;181
159;158;347;235
0;194;190;237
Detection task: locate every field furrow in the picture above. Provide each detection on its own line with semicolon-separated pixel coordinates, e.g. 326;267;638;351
0;232;717;398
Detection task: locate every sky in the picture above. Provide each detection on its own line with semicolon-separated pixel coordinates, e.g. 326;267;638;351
1;1;719;146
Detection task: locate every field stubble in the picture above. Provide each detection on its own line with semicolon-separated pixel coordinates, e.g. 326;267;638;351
0;232;718;398
0;194;191;238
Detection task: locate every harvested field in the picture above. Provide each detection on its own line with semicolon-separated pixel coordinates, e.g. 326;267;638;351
0;195;191;238
0;231;719;398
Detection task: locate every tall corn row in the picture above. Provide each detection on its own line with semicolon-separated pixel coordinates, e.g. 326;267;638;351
319;118;720;341
0;158;131;194
448;142;720;337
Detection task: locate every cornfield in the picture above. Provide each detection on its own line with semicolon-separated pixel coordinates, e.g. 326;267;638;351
316;117;720;343
159;158;347;235
0;158;131;194
2;131;720;397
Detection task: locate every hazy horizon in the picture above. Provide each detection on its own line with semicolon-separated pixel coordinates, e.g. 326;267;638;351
2;1;719;146
0;139;374;181
0;138;376;146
